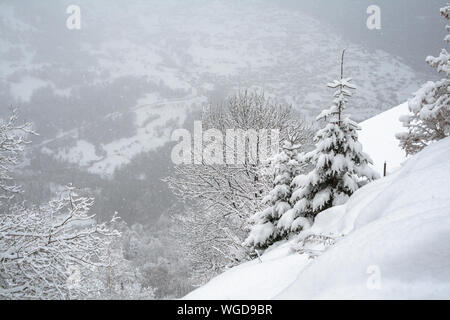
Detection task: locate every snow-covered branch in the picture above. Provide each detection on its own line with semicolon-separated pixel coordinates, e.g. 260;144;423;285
0;109;36;202
397;4;450;155
0;186;121;299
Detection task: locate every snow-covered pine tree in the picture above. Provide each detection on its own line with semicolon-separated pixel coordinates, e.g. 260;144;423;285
288;50;379;221
396;4;450;155
244;138;303;250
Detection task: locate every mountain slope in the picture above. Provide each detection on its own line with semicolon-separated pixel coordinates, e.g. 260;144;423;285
1;1;427;223
184;134;450;300
359;102;409;175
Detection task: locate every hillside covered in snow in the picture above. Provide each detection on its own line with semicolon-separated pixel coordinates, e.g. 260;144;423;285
1;0;447;301
359;102;409;175
185;123;450;299
0;0;430;225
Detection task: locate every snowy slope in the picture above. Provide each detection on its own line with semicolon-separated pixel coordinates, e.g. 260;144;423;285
358;102;409;175
185;243;311;300
184;137;450;300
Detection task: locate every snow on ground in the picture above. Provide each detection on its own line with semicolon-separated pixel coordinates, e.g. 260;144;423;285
87;94;205;178
37;93;206;178
186;242;311;300
54;140;102;167
185;136;450;300
358;102;410;175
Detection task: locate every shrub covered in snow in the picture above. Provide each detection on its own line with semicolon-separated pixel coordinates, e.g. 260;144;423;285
0;187;122;299
0;111;152;300
0;109;34;204
396;4;450;155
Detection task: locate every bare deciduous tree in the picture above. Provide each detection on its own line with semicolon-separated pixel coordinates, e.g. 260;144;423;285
0;186;121;299
165;90;314;283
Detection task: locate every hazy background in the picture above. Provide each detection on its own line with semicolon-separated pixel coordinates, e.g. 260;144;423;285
282;0;446;73
0;0;445;224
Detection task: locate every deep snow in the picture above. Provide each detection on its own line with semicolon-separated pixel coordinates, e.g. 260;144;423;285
358;102;409;175
184;134;450;299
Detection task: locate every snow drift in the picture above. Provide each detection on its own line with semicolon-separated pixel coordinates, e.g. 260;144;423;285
185;136;450;299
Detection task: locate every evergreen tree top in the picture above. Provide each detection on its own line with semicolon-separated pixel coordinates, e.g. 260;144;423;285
317;49;357;124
